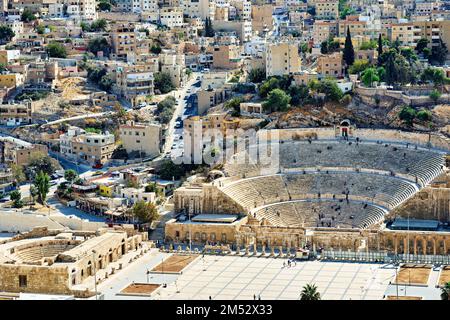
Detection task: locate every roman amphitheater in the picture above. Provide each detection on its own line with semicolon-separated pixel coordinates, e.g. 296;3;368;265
167;124;450;260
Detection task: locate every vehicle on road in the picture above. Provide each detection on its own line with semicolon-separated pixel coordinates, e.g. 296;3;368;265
92;162;103;169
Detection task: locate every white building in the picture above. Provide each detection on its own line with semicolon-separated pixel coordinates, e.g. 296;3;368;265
159;7;184;28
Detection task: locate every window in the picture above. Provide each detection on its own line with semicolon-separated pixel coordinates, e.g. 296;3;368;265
19;275;27;287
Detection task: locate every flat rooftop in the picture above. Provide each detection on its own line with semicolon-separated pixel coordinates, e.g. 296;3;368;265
191;214;238;223
390;219;439;231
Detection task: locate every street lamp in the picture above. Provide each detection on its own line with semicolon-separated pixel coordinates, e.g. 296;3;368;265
92;250;98;300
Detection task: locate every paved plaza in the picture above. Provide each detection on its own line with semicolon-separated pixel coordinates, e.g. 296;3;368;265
159;256;397;300
96;251;405;300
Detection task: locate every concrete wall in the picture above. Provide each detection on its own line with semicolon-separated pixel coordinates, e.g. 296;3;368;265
49;215;107;232
0;213;65;233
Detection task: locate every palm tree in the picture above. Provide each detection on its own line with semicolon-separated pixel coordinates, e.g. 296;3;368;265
300;283;321;300
441;282;450;300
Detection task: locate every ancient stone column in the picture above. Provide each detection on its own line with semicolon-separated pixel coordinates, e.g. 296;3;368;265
413;237;417;256
394;236;398;255
422;238;427;255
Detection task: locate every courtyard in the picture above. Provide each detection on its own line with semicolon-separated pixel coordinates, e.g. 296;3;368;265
96;251;404;300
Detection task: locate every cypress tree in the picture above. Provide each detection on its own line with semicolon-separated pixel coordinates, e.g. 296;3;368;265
377;34;383;66
343;27;355;68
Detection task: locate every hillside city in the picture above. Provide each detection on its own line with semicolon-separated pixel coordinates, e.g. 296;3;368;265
0;0;448;302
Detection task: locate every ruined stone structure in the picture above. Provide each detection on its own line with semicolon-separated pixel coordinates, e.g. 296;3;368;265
0;227;147;296
166;127;450;254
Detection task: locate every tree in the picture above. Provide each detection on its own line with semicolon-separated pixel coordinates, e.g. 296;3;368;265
33;171;50;205
0;25;15;44
154;72;175;94
87;37;111;57
131;200;159;224
382;50;414;86
430;38;448;65
343;27;355;68
441;282;450;300
377;34;383;66
204;17;215;37
258;77;280;98
97;0;112;11
159;160;185;180
150;43;162;54
417;109;432;121
11;164;26;185
224;97;243;116
321;38;340;54
64;169;78;185
421;67;446;86
316;79;343;102
359;40;377;50
300;283;321;300
262;89;291;113
99;74;113;92
248;68;266;83
47;42;67;58
29;185;38;206
21;8;37;22
348;59;370;74
429;89;441;103
415;38;429;54
145;182;163;196
25;153;57;180
361;68;380;87
399;106;416;126
288;85;310;106
10;190;23;208
339;6;356;19
36;24;45;34
90;19;108;32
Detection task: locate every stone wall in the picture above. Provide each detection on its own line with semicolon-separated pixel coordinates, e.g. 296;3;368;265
388;187;450;222
256;128;450;152
165;217;247;243
0;264;71;295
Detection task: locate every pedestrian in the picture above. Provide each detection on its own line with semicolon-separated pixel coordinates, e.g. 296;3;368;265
283;261;285;268
209;296;212;300
258;294;261;300
253;294;256;300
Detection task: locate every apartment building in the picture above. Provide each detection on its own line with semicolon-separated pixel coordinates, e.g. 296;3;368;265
60;128;115;165
160;7;184;28
65;0;97;20
315;0;339;19
111;23;137;60
229;0;251;21
197;85;232;115
212;20;252;43
317;52;344;78
313;20;338;46
0;73;24;90
338;17;369;37
251;4;273;35
115;65;155;106
212;44;242;70
183;113;240;160
160;52;187;87
0;102;34;126
266;42;301;77
1;141;48;166
119;121;162;158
